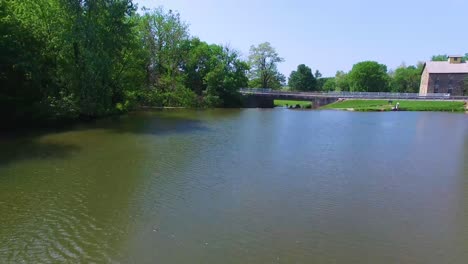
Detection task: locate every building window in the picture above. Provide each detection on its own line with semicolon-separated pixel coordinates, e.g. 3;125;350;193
448;88;453;94
434;86;439;93
454;58;458;61
435;79;440;85
449;79;453;85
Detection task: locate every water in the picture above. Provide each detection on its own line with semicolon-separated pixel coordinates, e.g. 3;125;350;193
0;109;467;263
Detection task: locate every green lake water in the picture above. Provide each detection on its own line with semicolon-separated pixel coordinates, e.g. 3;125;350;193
0;109;467;263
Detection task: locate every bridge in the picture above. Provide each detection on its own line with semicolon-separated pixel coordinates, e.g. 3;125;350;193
240;88;468;108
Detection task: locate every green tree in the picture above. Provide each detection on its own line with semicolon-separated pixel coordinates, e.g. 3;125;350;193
1;0;143;125
432;54;468;62
317;77;334;91
139;7;189;91
182;38;222;95
322;78;336;92
390;65;422;93
61;0;137;117
314;70;322;79
431;54;448;61
205;46;249;107
248;42;284;88
288;64;317;91
348;61;390;92
0;0;49;124
334;71;350;91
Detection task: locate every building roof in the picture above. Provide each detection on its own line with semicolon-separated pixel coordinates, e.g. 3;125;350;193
448;55;463;58
424;61;468;74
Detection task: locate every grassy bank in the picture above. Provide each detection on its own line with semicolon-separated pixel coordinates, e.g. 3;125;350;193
274;100;312;108
321;100;466;112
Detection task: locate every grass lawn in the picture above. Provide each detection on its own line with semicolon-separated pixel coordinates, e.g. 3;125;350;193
321;100;466;112
274;100;312;108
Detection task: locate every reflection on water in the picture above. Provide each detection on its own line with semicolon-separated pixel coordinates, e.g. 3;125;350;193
0;109;467;263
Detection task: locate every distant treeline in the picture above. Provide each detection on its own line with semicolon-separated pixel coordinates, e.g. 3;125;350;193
284;54;468;93
1;0;466;127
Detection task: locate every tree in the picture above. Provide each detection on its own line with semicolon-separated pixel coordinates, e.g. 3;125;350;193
182;38;222;95
139;7;189;91
205;46;249;107
432;54;468;62
56;0;139;117
390;65;422;93
314;70;322;79
1;0;140;123
288;64;317;91
248;42;284;88
316;77;333;91
0;0;50;124
334;71;350;91
322;78;336;92
348;61;390;92
431;55;448;61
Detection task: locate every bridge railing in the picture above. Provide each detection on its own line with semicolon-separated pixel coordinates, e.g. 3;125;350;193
239;88;467;100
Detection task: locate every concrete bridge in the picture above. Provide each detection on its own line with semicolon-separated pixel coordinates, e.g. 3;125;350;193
240;88;468;108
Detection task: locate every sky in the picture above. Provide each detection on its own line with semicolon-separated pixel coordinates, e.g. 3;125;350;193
135;0;468;77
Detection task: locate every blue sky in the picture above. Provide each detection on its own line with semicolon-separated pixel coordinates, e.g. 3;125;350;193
135;0;468;77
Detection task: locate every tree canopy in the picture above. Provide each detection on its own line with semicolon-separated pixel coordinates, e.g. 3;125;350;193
348;61;390;92
431;54;468;62
248;42;284;89
314;70;322;79
431;55;449;61
390;64;422;93
322;78;336;92
0;1;251;127
288;64;317;91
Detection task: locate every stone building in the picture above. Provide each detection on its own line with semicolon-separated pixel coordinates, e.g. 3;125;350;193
419;55;468;96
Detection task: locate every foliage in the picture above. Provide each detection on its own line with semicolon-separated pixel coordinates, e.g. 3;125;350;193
317;77;333;91
288;64;317;91
0;2;251;127
348;61;390;92
390;65;422;93
139;7;189;91
1;0;139;125
321;78;336;91
431;55;449;61
432;54;468;62
314;70;322;79
334;71;350;91
181;38;221;95
248;42;285;88
122;8;249;108
204;46;249;107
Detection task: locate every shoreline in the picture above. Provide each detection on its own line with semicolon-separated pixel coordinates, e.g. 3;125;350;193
320;99;467;113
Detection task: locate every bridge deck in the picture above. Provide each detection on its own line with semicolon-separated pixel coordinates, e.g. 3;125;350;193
240;89;468;101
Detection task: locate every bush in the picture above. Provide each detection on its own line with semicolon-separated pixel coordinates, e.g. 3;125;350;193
203;94;222;107
44;91;79;120
137;86;200;108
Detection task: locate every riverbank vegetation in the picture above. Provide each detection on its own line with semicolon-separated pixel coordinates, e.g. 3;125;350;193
2;0;466;128
1;1;250;127
321;100;466;112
